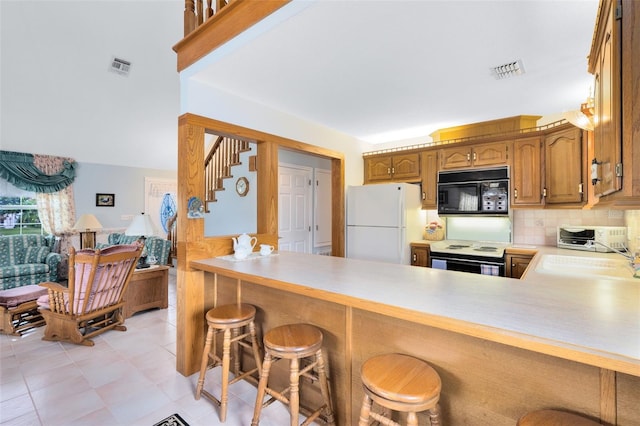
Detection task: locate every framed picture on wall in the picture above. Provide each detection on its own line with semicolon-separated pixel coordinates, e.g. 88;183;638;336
96;193;115;207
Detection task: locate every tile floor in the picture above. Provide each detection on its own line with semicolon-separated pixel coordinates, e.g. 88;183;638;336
0;269;317;425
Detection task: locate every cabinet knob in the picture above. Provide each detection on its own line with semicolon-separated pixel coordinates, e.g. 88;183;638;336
543;188;547;197
514;188;518;199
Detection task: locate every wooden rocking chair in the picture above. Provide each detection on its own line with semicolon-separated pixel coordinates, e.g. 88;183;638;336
38;244;142;346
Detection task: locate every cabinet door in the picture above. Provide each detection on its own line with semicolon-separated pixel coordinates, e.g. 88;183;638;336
364;156;392;183
512;137;543;205
391;153;421;180
592;2;622;197
420;150;438;209
473;142;510;167
506;254;533;279
411;246;429;267
440;146;472;170
545;127;583;204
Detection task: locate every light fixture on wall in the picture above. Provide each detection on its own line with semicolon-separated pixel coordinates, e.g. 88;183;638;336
125;212;157;268
74;214;103;249
564;98;595;131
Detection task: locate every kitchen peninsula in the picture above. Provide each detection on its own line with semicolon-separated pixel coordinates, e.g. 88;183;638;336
190;251;639;425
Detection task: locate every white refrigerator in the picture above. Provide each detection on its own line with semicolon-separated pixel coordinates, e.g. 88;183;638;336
346;183;424;264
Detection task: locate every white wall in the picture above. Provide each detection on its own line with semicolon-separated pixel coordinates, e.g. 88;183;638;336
181;79;369;187
204;144;257;236
73;162;176;231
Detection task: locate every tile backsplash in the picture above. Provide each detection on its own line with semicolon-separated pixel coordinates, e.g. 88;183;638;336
512;209;639;252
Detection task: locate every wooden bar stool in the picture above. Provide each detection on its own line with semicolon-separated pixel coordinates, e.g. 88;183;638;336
358;353;442;426
251;323;335;426
517;409;602;425
195;303;262;422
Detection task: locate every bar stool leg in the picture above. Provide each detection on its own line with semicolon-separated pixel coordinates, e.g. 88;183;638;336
249;321;262;375
252;352;273;426
429;405;441;426
358;394;373;426
220;328;232;422
195;325;215;399
315;350;335;425
407;412;418;426
289;357;300;426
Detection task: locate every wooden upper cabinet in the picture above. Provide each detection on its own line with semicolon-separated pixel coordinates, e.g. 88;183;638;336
590;0;622;198
512;137;543;205
440;142;510;170
544;127;584;205
364;152;421;183
420;150;438;209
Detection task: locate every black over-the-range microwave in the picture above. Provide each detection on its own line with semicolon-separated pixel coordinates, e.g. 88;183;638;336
437;166;509;215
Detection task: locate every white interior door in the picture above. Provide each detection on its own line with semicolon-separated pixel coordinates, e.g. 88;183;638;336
279;165;312;253
314;169;332;248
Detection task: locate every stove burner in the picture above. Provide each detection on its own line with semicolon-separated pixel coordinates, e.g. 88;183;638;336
474;246;498;252
446;244;471;249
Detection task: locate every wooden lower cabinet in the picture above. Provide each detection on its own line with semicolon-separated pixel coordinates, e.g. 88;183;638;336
211;274;639;426
410;244;430;267
505;253;534;279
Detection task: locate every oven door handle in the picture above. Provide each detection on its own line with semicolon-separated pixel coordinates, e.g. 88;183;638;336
430;256;505;267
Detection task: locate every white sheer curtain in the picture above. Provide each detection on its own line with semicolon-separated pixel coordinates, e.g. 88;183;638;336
33;154;76;236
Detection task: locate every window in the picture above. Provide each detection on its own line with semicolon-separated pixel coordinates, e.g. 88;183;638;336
0;194;43;236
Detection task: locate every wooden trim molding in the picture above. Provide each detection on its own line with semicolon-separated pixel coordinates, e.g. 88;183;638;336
173;0;291;72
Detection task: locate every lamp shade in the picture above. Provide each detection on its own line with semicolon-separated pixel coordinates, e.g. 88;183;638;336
125;213;157;237
73;214;103;231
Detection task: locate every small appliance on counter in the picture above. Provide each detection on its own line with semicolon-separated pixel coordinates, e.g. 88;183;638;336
557;225;627;252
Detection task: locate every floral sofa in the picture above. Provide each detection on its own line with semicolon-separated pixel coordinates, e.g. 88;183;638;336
99;233;171;265
0;235;61;290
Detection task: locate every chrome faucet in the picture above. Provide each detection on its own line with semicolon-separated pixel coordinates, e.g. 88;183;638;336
584;240;633;261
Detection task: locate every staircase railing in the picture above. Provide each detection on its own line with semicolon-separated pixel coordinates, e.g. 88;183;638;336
204;136;250;203
183;0;230;37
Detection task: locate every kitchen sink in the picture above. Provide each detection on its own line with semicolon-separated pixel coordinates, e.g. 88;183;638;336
535;254;635;280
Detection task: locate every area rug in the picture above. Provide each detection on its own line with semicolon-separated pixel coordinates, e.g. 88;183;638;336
152;413;190;426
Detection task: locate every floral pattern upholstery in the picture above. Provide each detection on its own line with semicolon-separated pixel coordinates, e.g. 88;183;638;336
0;235;61;290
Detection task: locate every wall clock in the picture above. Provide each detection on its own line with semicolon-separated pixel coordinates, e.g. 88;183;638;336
236;177;249;197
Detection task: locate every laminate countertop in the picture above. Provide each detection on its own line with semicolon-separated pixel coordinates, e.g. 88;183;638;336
190;247;640;377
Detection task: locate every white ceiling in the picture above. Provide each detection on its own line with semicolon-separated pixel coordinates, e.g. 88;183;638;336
1;0;599;170
192;0;599;145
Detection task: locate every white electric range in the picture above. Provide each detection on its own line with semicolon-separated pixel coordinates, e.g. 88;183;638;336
429;240;509;275
428;216;512;275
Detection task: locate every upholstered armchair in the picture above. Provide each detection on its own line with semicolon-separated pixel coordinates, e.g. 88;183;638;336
37;244;142;346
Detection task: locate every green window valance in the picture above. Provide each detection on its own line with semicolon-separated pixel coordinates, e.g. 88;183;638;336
0;150;76;193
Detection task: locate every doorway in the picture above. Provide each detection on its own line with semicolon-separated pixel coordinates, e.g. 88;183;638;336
278;164;312;252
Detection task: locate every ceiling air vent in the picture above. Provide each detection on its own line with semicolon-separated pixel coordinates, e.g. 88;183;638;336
490;59;525;80
109;57;131;77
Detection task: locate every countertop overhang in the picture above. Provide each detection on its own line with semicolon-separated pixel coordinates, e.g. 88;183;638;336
190;248;640;377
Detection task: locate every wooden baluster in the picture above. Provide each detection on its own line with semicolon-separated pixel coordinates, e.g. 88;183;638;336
216;0;227;14
205;0;214;20
196;0;204;26
184;0;196;36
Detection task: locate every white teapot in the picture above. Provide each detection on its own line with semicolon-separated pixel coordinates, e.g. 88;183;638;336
232;233;257;252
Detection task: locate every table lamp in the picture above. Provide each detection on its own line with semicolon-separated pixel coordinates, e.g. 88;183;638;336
74;214;103;249
125;212;157;268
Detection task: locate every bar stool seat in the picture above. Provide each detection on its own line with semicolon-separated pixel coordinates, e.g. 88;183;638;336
251;323;335;426
195;303;262;422
358;353;442;426
517;409;602;425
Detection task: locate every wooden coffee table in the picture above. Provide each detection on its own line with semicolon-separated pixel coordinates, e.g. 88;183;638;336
123;265;169;318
